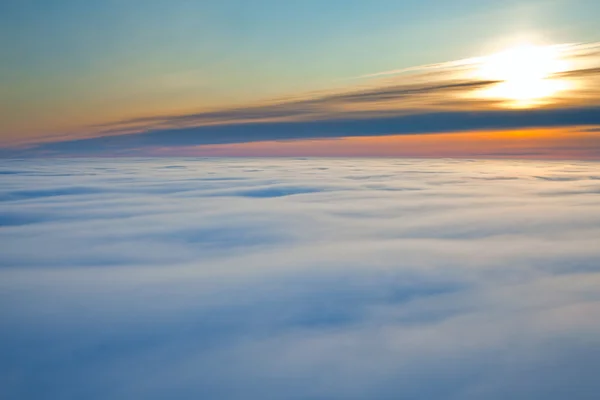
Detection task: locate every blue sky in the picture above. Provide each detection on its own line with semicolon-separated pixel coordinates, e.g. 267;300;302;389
1;0;600;155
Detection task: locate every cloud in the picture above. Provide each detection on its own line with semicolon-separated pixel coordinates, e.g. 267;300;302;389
1;158;600;399
6;106;600;157
2;42;600;157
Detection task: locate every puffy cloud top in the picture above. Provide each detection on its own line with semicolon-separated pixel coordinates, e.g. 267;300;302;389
1;158;600;399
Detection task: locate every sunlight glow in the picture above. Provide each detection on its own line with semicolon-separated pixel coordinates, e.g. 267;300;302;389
475;44;572;107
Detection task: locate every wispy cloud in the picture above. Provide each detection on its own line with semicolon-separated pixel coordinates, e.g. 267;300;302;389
3;42;600;157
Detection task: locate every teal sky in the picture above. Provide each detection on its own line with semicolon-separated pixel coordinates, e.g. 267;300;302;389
1;0;599;145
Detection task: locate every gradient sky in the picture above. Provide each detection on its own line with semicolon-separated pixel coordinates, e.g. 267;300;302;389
1;0;600;157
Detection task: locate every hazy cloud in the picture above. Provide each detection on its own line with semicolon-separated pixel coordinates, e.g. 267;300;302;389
1;158;600;399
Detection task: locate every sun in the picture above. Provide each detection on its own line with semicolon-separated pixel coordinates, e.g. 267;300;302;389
475;43;571;107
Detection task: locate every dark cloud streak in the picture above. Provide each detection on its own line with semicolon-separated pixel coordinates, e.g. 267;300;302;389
11;106;600;156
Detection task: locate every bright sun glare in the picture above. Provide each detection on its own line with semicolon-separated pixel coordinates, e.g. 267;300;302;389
476;44;571;107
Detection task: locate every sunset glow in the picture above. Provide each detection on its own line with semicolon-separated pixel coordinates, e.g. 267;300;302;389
475;44;572;107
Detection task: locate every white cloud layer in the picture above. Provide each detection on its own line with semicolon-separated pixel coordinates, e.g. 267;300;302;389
1;158;600;400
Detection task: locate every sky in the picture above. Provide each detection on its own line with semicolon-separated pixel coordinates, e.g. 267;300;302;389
1;0;600;158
